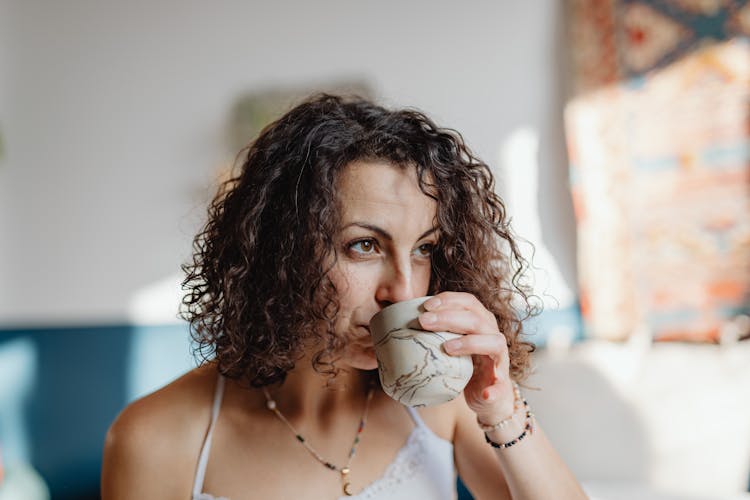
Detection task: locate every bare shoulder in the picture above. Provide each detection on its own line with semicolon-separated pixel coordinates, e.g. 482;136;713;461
101;364;218;500
412;394;465;442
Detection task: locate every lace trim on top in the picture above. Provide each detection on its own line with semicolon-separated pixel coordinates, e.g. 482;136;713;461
192;425;452;500
345;425;434;499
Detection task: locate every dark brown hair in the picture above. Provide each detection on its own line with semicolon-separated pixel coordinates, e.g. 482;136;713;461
181;94;537;387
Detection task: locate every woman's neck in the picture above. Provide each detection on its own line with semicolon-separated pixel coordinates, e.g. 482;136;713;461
263;358;376;429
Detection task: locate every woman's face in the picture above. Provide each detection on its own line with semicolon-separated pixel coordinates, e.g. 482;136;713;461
327;160;438;370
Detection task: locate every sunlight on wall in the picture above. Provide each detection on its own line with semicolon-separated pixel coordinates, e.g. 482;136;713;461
495;128;580;348
127;273;184;326
496;127;576;310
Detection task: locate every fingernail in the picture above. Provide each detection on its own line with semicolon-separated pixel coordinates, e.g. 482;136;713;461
444;339;462;352
423;298;441;310
421;312;437;325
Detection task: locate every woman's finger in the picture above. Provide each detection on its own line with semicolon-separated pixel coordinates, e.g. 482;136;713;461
423;292;497;327
418;308;496;335
443;333;508;364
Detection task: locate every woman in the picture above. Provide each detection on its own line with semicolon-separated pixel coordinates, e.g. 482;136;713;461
102;94;586;499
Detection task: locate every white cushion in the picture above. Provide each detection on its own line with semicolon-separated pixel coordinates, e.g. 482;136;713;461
526;339;750;497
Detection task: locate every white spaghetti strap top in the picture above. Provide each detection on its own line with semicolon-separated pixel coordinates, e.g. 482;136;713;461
358;405;455;500
192;374;226;499
404;405;426;427
192;375;456;500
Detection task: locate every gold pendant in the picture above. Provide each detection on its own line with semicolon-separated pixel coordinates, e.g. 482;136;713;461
343;482;353;496
341;467;353;496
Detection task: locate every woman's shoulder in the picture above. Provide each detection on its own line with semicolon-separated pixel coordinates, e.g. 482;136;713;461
101;364;219;499
412;394;465;443
110;364;217;437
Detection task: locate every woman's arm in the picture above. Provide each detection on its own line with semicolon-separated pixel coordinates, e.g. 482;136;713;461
101;372;211;500
102;399;189;500
419;292;587;500
453;396;585;500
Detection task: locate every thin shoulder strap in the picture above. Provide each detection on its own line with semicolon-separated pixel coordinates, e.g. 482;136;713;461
404;405;426;428
192;374;226;497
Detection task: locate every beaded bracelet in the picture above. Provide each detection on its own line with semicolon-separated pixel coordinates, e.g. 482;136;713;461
476;382;524;432
477;413;515;432
485;417;533;449
482;384;535;450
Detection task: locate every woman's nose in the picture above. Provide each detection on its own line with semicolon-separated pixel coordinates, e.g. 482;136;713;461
375;259;418;307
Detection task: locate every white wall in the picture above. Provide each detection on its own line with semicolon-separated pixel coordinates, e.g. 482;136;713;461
0;0;576;325
0;0;11;316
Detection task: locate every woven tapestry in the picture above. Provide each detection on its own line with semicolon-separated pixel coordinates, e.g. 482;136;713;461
570;0;750;94
567;1;750;342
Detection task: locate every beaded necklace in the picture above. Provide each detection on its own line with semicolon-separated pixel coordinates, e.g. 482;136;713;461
262;385;375;497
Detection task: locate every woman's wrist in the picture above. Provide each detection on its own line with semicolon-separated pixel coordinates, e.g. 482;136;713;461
475;382;523;430
484;417;533;450
479;382;535;450
483;408;527;442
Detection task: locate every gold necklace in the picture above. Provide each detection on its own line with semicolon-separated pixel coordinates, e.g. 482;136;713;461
262;385;375;497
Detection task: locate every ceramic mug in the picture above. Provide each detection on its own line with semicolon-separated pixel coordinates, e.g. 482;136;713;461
369;296;474;407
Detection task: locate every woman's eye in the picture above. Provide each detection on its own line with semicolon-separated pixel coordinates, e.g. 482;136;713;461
349;239;377;255
414;243;434;257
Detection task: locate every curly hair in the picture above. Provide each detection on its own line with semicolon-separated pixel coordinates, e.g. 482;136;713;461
181;93;537;388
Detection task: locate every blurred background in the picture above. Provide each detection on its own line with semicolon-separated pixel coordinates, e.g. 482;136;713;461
1;1;749;499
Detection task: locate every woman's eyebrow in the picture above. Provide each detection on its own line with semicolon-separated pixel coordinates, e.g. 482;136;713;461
417;227;438;240
342;222;437;241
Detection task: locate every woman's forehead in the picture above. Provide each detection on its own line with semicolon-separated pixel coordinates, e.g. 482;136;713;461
336;161;437;226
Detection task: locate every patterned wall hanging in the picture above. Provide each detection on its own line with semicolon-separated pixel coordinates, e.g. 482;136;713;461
570;0;750;94
566;1;750;342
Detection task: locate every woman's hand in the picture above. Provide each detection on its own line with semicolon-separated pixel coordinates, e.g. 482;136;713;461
418;291;516;425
